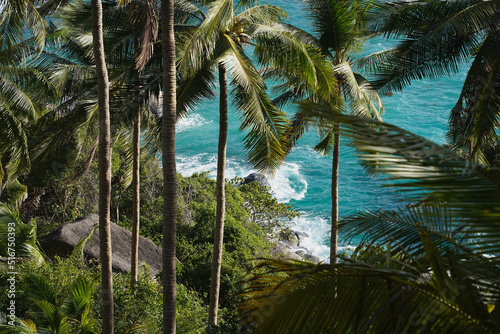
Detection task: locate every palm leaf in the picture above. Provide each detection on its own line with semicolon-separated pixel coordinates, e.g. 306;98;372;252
0;318;38;333
365;0;500;91
0;0;46;53
174;0;206;25
234;4;287;25
313;113;500;262
219;35;286;172
341;204;478;263
447;32;500;165
240;259;494;333
335;61;384;119
177;0;232;73
176;62;216;118
253;23;336;101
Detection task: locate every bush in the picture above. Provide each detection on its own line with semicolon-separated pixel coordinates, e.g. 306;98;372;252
0;256;209;333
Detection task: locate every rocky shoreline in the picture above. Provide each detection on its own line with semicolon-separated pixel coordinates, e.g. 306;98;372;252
269;230;322;264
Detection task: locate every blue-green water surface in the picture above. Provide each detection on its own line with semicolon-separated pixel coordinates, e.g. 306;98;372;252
175;0;468;261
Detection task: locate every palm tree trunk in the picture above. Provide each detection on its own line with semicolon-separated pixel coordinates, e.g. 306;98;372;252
209;63;228;325
330;127;340;264
161;0;177;331
130;109;140;289
91;0;113;332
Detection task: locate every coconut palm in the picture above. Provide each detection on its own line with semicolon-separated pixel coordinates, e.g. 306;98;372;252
0;0;59;201
240;113;500;332
0;0;47;56
161;0;177;332
90;0;114;331
359;0;500;165
273;0;384;263
28;0;162;291
177;0;337;323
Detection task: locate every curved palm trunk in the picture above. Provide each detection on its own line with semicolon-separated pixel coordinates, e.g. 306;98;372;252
91;0;113;332
161;0;177;332
130;109;140;289
209;63;228;325
330;128;340;264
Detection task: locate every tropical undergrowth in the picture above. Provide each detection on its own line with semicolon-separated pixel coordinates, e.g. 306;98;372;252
0;147;299;332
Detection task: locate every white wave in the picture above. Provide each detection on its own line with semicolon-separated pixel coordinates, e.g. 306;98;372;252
176;153;218;177
176;153;251;179
289;214;330;262
269;162;308;203
176;113;212;133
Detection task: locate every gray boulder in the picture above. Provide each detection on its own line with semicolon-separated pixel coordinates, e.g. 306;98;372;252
279;230;299;248
269;242;301;261
295;249;307;257
243;173;271;188
39;214;162;276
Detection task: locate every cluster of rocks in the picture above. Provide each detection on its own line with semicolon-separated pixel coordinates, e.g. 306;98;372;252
39;214;163;276
40;195;322;276
269;230;322;264
243;173;322;264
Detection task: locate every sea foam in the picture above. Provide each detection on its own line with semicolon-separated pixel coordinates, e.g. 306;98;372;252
290;214;330;262
176;113;212;133
269;162;308;203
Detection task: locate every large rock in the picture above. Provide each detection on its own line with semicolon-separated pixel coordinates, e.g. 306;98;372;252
39;214;162;276
243;173;271;188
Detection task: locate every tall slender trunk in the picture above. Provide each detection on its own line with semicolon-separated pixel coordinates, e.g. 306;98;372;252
209;63;228;325
330;128;340;264
161;0;177;332
130;109;141;289
91;0;113;332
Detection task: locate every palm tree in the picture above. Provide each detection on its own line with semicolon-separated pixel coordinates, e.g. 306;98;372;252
161;0;177;332
91;0;114;332
109;0;161;290
0;0;46;55
240;113;500;332
360;0;500;165
275;0;384;263
177;0;335;323
0;0;55;201
29;0;162;291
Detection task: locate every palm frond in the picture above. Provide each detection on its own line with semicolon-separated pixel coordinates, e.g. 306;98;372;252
341;204;476;262
366;0;500;91
304;0;370;57
253;23;336;101
0;0;47;53
219;35;286;172
0;74;38;121
372;0;500;40
177;62;216;118
174;0;206;25
316;114;500;262
447;32;500;165
0;318;38;333
240;259;494;333
335;61;384;119
234;4;287;26
177;0;232;72
0;105;31;188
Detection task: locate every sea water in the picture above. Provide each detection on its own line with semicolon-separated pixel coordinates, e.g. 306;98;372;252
174;0;468;262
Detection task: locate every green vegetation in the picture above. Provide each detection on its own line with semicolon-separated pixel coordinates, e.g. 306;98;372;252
0;247;207;333
1;152;298;332
241;115;500;333
2;0;500;332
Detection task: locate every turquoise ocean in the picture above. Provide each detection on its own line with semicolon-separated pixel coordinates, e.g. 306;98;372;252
174;0;468;262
